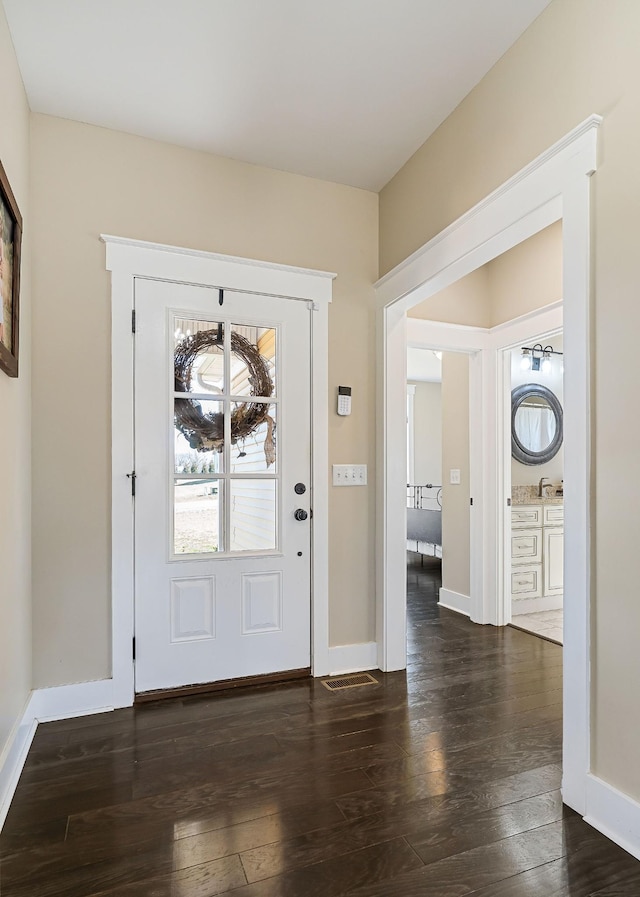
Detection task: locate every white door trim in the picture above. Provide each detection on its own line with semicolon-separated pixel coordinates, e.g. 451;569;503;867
406;384;416;486
375;115;601;816
104;236;335;707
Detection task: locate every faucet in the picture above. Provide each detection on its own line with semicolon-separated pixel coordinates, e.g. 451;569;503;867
538;477;550;497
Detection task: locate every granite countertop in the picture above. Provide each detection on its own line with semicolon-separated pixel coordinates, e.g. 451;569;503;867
511;484;563;505
511;496;563;505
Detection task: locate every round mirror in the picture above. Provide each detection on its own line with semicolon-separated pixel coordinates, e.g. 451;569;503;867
511;383;563;465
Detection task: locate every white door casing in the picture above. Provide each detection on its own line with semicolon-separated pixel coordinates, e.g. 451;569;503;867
105;237;335;706
375;115;600;815
134;279;312;692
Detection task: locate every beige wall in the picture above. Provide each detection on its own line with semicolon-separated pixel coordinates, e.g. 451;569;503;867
0;7;31;751
488;222;562;326
440;353;470;598
380;0;640;798
408;265;491;327
30;114;378;686
409;221;562;327
410;380;442;487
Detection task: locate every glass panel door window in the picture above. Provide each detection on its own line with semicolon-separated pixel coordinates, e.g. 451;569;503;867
172;317;278;558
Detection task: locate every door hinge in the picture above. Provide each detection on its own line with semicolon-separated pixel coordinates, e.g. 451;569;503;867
132;637;136;661
507;498;512;507
470;497;474;506
127;471;137;497
131;309;136;333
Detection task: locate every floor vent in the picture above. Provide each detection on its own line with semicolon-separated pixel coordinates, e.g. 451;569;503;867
321;673;378;692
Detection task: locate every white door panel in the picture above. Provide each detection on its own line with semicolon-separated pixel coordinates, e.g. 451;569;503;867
134;278;311;692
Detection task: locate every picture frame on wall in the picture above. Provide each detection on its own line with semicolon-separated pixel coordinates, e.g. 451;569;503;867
0;156;23;378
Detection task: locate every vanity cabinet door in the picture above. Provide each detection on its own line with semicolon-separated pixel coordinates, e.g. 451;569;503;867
512;505;543;528
511;529;543;565
544;526;564;595
543;505;564;526
511;565;542;599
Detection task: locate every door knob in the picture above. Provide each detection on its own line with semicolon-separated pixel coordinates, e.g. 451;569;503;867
294;509;308;521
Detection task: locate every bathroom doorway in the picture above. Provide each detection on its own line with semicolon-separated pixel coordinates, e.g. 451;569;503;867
507;330;564;645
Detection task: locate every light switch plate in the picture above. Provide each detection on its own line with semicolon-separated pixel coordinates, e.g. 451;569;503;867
333;464;367;486
449;468;461;485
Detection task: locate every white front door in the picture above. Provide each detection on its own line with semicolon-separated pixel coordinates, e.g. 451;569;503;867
133;278;312;693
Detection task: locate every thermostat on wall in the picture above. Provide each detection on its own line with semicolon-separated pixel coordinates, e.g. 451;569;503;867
337;386;352;416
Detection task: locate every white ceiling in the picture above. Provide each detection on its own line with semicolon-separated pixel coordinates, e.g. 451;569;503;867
3;0;551;191
407;347;441;383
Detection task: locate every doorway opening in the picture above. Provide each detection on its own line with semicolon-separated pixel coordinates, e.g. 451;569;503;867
406;347;473;618
376;116;600;814
406;347;443;600
507;328;564;646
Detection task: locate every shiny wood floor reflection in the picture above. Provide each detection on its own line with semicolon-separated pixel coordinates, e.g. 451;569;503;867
2;556;639;896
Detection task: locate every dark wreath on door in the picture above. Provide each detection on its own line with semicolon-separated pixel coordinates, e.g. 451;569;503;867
174;326;276;465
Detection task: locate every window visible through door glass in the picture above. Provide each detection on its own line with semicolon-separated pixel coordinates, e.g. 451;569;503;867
174;318;224;395
231;402;277;473
230;480;277;552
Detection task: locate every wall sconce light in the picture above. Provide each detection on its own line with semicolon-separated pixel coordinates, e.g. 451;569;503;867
520;344;563;373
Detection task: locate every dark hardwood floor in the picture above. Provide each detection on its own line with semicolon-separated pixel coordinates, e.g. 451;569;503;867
2;556;639;896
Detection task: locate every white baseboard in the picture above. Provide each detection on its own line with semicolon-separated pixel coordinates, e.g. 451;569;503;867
584;773;640;862
30;678;115;723
0;694;38;831
438;588;470;617
512;595;563;615
0;678;116;832
328;642;378;675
